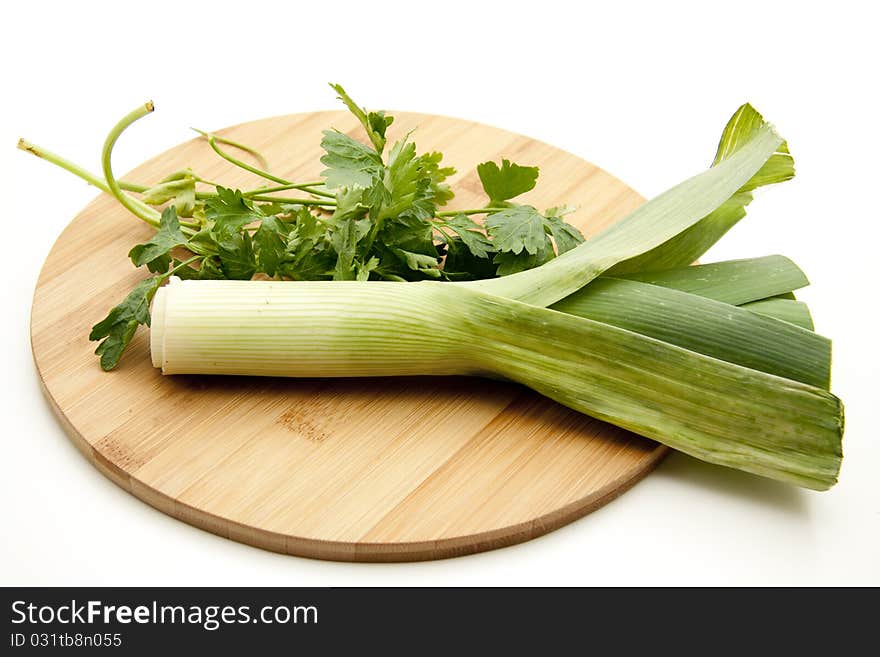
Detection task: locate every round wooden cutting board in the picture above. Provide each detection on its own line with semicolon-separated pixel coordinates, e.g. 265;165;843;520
31;109;667;561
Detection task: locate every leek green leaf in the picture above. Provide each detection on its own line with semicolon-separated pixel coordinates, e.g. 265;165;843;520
742;297;814;330
465;103;791;306
607;105;794;274
620;255;809;305
552;277;830;389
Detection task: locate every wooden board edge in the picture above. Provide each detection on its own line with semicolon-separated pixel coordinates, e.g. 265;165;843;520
31;345;668;562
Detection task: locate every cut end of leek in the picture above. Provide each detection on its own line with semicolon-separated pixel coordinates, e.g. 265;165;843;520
150;277;173;369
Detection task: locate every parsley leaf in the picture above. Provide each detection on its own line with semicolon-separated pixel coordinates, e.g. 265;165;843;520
367;111;394;146
356;256;380;281
169;258;204;280
196;256;226;280
89;276;162;371
329;185;371;223
477;159;539;205
375;213;440;281
281;209;334;280
320;130;384;189
392;248;442;278
419;151;455;207
330;216;370;280
329;83;394;153
253;215;290;277
494;240;555;276
381;139;434;220
485;205;548;255
543;212;585;254
140;169;197;217
205;186;263;232
216;225;257;280
186;226;219;257
442;238;498;280
128;206;187;273
443;214;494;259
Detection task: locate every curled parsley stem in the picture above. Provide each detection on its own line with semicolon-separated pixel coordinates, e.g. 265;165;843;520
195;130;341;201
195;129;291;186
101;101;163;228
190;129;271;171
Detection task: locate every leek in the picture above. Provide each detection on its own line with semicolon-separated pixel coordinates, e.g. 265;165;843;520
151;278;843;491
146;103;844;491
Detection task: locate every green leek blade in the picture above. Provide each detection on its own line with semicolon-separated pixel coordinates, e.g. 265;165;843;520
742;297;814;330
619;255;809;305
551;277;830;389
607;105;794;275
461;104;791;307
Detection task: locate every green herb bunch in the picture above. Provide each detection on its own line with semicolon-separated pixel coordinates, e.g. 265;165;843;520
20;84;585;369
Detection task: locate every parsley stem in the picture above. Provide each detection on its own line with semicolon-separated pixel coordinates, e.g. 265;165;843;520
246;195;335;206
17;138;161;223
198;131;339;201
243;183;336;199
436;208;506;217
196;129;292;186
161;255;202;279
193;176;224;187
106;179;333;208
120;181;149;193
101;102;162;228
190;130;271;171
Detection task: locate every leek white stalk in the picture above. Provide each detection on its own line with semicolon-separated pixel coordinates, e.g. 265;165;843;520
151;277;843;490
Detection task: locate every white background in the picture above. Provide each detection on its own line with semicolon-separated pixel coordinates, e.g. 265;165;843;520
1;0;877;586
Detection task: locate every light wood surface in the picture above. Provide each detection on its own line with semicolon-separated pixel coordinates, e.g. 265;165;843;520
30;110;667;561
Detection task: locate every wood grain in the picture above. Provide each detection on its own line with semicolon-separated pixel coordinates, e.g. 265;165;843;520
30;110;667;561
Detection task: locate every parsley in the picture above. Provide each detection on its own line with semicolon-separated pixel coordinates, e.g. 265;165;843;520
62;83;586;368
128;206;187;273
477;159;539;206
